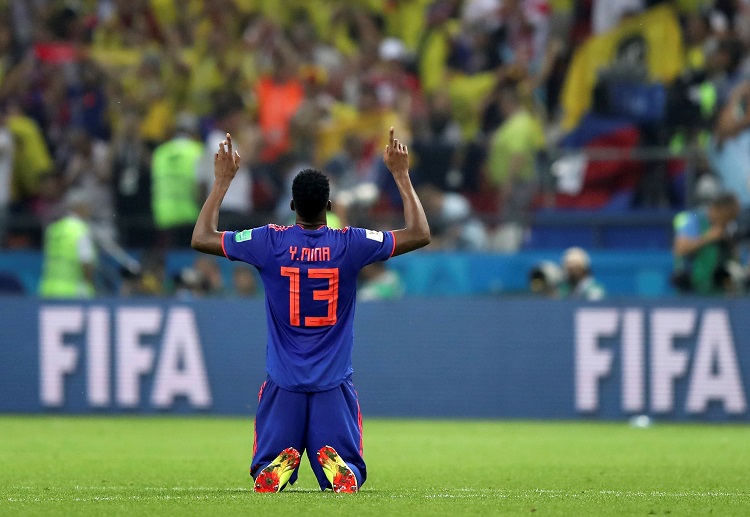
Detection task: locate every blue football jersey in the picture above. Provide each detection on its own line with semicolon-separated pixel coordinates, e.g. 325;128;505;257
222;224;396;392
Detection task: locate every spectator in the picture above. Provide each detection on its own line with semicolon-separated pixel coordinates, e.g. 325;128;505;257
324;134;375;192
487;82;545;224
38;189;97;299
32;172;66;228
290;69;328;164
712;81;750;219
709;36;746;106
558;247;606;300
150;112;204;249
198;92;256;231
231;265;259;298
498;0;551;72
123;250;167;297
683;12;713;72
6;100;53;213
255;52;305;168
193;255;224;297
62;128;114;241
411;91;463;191
417;183;487;250
67;60;111;141
1;1;746;261
528;260;562;298
672;192;741;295
358;262;405;302
127;52;178;147
111;110;154;248
173;266;206;300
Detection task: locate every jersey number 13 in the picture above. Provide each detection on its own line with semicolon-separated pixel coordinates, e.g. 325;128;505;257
280;267;339;327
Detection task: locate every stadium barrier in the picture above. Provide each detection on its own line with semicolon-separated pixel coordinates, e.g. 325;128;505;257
1;298;748;421
0;248;676;296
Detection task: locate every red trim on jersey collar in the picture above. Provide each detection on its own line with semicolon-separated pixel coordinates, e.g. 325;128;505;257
296;224;327;230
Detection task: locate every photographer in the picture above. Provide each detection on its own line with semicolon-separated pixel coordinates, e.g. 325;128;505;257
558;247;606;301
528;261;562;298
672;192;741;295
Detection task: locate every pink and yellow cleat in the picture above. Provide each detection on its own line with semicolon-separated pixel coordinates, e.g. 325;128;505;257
253;447;301;493
317;445;358;493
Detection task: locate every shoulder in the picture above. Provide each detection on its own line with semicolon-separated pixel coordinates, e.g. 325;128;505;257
231;224;280;241
345;226;387;241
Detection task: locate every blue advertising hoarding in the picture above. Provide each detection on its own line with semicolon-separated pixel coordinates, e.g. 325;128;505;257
0;298;748;421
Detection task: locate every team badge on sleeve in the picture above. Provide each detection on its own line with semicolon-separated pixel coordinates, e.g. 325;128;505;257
235;229;252;242
365;229;384;242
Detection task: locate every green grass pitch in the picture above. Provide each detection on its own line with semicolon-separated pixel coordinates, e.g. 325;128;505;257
1;417;749;516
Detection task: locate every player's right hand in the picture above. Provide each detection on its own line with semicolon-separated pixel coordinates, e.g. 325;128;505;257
383;127;409;178
214;133;241;183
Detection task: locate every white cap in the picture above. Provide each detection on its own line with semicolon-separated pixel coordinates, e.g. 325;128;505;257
563;247;590;269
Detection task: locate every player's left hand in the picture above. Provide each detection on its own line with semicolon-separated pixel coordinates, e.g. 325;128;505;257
384;127;409;178
214;133;241;183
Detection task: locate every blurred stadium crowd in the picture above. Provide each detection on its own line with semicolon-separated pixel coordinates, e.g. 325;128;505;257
2;0;750;297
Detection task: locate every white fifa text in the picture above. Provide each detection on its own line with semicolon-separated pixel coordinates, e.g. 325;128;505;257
39;306;212;409
575;308;747;415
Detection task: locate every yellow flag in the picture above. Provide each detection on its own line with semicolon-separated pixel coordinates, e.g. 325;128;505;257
561;5;684;131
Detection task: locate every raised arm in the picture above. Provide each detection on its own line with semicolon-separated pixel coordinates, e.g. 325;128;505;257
191;133;240;256
384;127;431;256
673;226;723;258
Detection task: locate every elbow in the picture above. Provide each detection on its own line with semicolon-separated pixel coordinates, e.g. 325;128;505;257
417;227;431;249
190;231;205;252
422;231;431;248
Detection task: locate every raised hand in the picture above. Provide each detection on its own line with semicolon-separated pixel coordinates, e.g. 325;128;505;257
383;127;409;177
214;133;241;183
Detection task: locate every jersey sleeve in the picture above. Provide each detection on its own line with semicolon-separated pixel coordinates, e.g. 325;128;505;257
673;212;700;239
346;227;396;270
222;226;270;267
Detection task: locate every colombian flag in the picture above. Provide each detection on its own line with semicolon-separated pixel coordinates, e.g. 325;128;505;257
560;4;684;131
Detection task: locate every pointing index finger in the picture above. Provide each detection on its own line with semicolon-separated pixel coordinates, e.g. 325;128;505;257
226;133;233;155
389;127;394;148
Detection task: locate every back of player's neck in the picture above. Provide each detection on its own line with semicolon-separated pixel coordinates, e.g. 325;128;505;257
296;219;326;230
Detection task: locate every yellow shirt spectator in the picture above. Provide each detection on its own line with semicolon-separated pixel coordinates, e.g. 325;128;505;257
488;109;545;186
8;112;53;202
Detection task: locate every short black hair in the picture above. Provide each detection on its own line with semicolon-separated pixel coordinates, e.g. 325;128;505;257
292;169;330;220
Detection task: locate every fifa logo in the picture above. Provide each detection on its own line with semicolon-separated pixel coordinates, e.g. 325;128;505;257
39;306;212;409
575;308;747;416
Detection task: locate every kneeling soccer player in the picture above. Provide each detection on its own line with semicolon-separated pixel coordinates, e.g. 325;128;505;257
191;128;430;492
